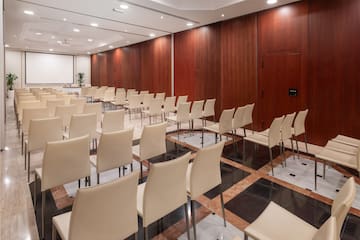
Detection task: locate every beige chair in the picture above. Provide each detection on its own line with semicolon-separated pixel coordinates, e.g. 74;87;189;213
55;104;78;131
186;141;226;240
243;116;284;175
67;113;97;149
39;94;57;106
140;90;149;95
201;99;216;126
162;96;176;119
189;100;204;130
292;109;309;155
111;90;126;107
232;105;247;136
332;134;360;147
137;152;191;240
70;97;87;113
52;172;139;240
141;98;163;125
244;177;356;240
132;122;167;179
90;129;134;184
101;88;115;102
33;135;91;239
25;117;63;182
203;108;235;143
46;99;65;116
126;89;138;100
141;93;155;110
167;102;191;140
126;94;142;120
176;95;188;110
99;109;125;133
17;100;42;124
242;103;255;135
155;92;165;102
58;94;75;105
83;102;102;126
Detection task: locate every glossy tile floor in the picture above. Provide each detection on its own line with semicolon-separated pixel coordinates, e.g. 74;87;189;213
2;97;360;240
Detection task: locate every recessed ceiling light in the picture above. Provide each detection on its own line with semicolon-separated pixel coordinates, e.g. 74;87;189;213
51;35;55;39
24;10;34;15
221;14;225;17
63;18;67;21
87;51;91;54
5;44;9;48
124;29;128;32
35;32;42;35
99;43;106;47
73;28;80;32
149;33;155;37
160;15;164;19
186;22;194;27
57;40;62;44
120;4;129;9
267;0;277;4
88;38;93;42
49;49;54;52
90;23;98;27
109;45;113;49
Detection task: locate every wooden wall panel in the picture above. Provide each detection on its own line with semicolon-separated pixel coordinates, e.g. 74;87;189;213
90;54;99;86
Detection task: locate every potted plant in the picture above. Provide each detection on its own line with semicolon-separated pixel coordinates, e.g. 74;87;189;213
77;72;85;87
6;73;18;98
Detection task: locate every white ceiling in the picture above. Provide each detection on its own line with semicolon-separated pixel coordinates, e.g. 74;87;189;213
4;0;301;55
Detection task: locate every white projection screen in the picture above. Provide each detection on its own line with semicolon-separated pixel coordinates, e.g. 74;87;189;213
25;52;74;84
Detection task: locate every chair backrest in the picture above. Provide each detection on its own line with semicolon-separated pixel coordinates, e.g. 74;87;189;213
114;91;126;105
46;99;65;116
142;94;155;109
331;177;356;237
128;94;142;108
116;88;125;96
148;98;163;116
41;135;90;191
96;128;134;173
293;109;309;136
139;122;167;160
22;107;49;134
243;103;255;126
219;108;235;134
281;112;296;141
83;102;102;124
102;110;125;133
70;98;87;113
126;89;137;99
18;100;42;120
176;95;188;108
68;172;139;240
55;104;78;129
155;92;165;101
176;102;191;122
17;95;36;103
142;152;190;227
233;105;247;129
102;89;115;101
163;96;176;113
190;100;205;120
69;113;97;139
188;141;225;199
59;94;76;105
312;216;337;240
28;117;63;151
268;116;285;148
140;90;149;95
80;87;90;97
40;94;56;106
203;99;216;118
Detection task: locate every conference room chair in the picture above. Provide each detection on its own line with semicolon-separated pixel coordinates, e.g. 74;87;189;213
66;113;97;150
126;89;138;100
244;177;356;240
93;87;107;102
70;97;87;113
80;87;90;98
175;95;188;111
155;92;165;102
52;172;139;240
17;100;42;127
132;122;167;180
137;152;191;240
140;90;150;95
91;128;134;184
201;99;216;126
189;100;204;130
332;134;360;147
162;96;176;119
116;87;125;96
99;109;125;133
84;87;97;101
17;95;36;103
167;102;191;140
21;107;49;156
111;89;127;109
141;93;155;110
203;108;235;144
141;98;163;125
243;116;284;175
46;99;65;116
186;141;226;240
100;88;115;103
33;135;91;239
83;102;102;127
25;117;63;182
126;94;142;120
242;103;255;135
292;109;309;156
58;94;75;105
324;139;358;155
232;105;247;136
55;104;78;131
39;94;57;107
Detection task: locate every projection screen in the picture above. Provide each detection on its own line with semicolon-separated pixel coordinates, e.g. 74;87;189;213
25;52;74;84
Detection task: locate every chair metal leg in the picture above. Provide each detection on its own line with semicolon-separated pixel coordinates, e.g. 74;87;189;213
88;176;91;186
290;138;295;159
131;163;133;172
52;223;56;240
78;179;81;188
134;232;138;240
201;129;204;147
215;133;218;143
41;191;46;239
97;173;100;184
140;161;143;180
24;143;27;170
184;203;191;240
295;138;300;159
304;132;309;153
220;192;227;227
269;147;274;176
243;128;246;137
27;152;31;182
190;200;197;240
323;161;326;179
144;227;148;240
282;142;286;167
244;233;249;240
34;173;37;207
315;158;318;190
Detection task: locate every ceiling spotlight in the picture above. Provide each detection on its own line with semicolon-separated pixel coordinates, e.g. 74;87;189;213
160;15;164;19
99;43;106;47
73;28;80;32
267;0;277;4
5;44;9;48
120;4;129;9
221;14;225;17
186;22;194;27
24;10;34;15
112;8;124;13
63;18;67;21
149;33;155;37
51;35;55;39
35;32;42;35
90;23;98;27
109;45;113;49
87;51;91;54
49;48;54;52
88;38;93;42
57;40;62;44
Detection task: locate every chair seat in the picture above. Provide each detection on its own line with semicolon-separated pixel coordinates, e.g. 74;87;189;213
203;123;220;134
137;182;145;217
332;134;360;147
244;133;269;148
53;211;71;240
245;202;317;240
166;115;190;123
315;148;357;170
326;140;358;155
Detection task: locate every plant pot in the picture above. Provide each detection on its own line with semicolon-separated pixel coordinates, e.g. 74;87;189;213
7;89;14;99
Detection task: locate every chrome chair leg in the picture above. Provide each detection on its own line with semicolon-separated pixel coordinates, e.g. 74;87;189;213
184;203;191;240
269;147;274;176
220;192;226;227
191;200;197;240
41;191;46;239
52;223;57;240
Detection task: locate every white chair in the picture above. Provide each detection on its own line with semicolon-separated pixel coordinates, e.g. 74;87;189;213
162;96;176;119
189;100;204;130
186;141;226;240
332;134;360;147
99;109;125;133
141;98;163;125
137;152;191;240
176;95;188;111
232;105;247;135
242;103;255;135
83;102;102;126
90;128;134;184
125;94;142;120
201;99;216;126
292;109;309;155
33;135;91;239
111;90;126;108
155;92;165;102
141;93;155;110
70;98;87;113
243;116;284;175
203;108;235;144
66;113;97;150
46;99;65;117
55;104;78;131
167;102;191;140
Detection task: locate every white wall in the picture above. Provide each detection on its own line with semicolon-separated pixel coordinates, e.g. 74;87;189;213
4;50;91;88
0;0;5;150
